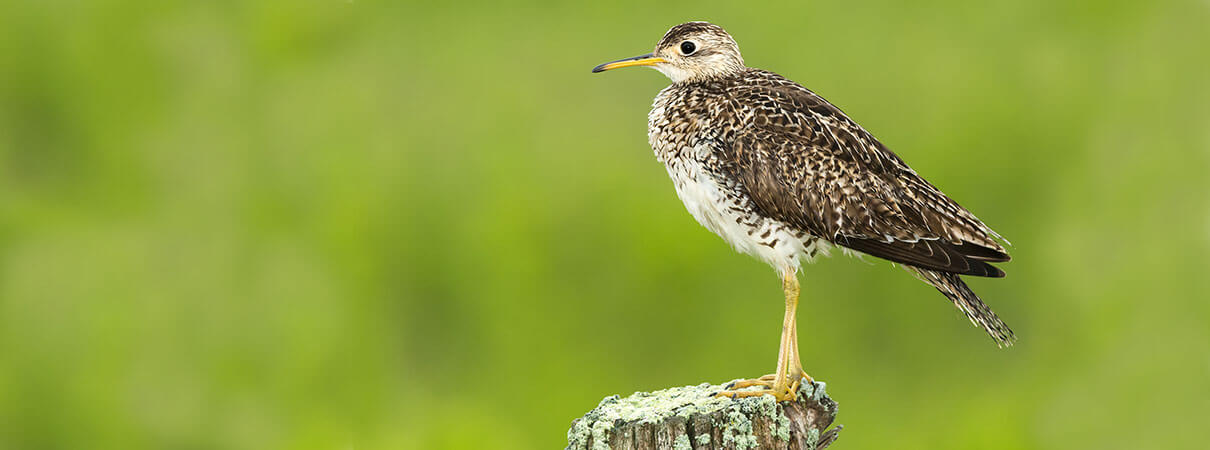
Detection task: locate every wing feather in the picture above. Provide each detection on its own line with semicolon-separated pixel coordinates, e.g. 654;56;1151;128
720;70;1009;276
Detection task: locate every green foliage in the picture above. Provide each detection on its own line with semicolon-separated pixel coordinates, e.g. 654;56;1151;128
1;1;1207;448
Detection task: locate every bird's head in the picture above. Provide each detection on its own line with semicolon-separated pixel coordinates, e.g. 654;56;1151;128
592;21;745;84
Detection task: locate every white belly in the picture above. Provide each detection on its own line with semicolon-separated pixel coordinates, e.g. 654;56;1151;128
665;154;818;273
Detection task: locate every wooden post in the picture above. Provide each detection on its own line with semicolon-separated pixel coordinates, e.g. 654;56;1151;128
566;379;841;449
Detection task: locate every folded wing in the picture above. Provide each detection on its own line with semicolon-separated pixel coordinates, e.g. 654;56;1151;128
720;76;1009;277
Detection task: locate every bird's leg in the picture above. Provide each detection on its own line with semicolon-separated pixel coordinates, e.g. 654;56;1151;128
778;272;813;394
787;274;813;388
716;269;802;402
785;301;814;398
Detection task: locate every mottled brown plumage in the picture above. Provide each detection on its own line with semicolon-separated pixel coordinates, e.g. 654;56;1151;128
594;21;1014;401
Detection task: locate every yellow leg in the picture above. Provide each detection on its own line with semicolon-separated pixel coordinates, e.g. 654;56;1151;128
787;307;813;391
782;272;812;393
716;269;809;401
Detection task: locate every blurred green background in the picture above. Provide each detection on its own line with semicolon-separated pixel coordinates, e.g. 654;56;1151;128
1;1;1208;448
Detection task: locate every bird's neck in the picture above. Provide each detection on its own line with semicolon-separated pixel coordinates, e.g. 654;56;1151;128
670;68;746;86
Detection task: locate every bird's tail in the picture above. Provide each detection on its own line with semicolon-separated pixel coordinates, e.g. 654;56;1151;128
910;267;1016;347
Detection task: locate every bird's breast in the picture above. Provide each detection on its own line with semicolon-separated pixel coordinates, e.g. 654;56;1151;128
658;141;819;272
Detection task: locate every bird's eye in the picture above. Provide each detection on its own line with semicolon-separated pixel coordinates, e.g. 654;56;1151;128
680;41;697;55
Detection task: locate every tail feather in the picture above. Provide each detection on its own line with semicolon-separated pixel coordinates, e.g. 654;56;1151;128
910;267;1016;346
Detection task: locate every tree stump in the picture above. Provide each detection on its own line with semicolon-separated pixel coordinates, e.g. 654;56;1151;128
566;379;841;450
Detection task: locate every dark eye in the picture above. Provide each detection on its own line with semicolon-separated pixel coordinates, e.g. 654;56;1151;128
680;41;696;55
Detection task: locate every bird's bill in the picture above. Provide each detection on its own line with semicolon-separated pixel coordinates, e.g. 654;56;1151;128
592;53;666;73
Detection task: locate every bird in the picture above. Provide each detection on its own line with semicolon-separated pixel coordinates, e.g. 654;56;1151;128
592;21;1014;402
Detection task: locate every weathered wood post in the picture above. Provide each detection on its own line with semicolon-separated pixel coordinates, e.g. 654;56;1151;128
566;379;841;449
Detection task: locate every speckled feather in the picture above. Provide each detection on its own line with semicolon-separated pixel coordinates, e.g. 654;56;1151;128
643;22;1015;345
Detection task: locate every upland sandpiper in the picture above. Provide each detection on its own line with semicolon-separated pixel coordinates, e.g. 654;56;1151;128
593;21;1014;402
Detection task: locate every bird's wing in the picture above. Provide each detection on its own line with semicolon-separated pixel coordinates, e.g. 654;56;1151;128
720;71;1009;277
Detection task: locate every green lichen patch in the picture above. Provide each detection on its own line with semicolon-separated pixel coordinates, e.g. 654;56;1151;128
721;405;758;449
804;428;821;450
589;420;613;450
673;434;692;450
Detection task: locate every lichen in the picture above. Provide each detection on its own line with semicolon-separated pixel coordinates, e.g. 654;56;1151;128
750;393;790;441
722;405;758;449
774;411;793;442
590;420;613;450
802;380;826;402
673;434;692;450
566;418;590;450
804;428;821;450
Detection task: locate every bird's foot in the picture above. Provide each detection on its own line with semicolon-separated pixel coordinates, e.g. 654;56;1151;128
715;370;813;402
723;368;813;388
714;377;797;402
